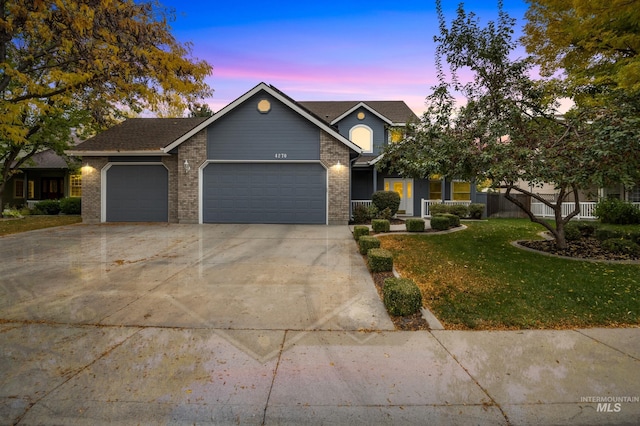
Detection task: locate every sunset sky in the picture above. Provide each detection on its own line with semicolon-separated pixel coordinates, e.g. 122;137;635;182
159;0;530;115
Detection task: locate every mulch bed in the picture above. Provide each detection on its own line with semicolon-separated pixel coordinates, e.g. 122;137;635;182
518;238;640;262
370;270;430;331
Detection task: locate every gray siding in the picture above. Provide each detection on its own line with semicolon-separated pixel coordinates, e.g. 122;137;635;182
106;165;168;222
335;107;387;156
207;93;320;161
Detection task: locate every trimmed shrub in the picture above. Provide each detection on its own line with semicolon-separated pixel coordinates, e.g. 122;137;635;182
383;277;422;316
2;208;23;218
372;191;401;217
595;198;640;224
563;223;583;241
468;203;485;219
358;236;380;255
428;203;448;215
371;219;390;233
441;213;460;227
430;215;450;231
367;248;393;272
601;238;640;256
405;218;425;232
353;225;370;241
60;197;81;215
34;199;61;215
448;204;469;218
576;221;597;237
376;207;394;221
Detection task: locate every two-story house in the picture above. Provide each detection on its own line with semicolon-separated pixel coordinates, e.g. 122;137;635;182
69;82;481;224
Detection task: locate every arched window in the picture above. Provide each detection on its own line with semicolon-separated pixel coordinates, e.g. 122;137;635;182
350;125;373;153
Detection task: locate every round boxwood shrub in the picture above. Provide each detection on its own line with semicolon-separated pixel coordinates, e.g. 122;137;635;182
358;235;380;255
440;213;460;227
468;203;484;219
428;203;448;215
367;248;393;272
563;223;582;241
60;197;81;215
372;191;400;217
34;199;61;215
353;225;370;241
371;219;390;233
430;215;450;231
383;277;422;316
405;218;425;232
448;204;469;218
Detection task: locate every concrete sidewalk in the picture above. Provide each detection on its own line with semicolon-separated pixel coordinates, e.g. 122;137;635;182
1;224;639;424
2;325;639;425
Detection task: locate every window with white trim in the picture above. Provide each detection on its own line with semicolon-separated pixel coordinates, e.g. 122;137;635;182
350;125;373;153
452;181;471;201
14;179;25;198
70;174;82;197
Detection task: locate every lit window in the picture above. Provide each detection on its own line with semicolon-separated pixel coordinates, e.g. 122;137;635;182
429;180;442;200
350;125;373;153
70;174;82;197
28;180;34;199
452;181;471;200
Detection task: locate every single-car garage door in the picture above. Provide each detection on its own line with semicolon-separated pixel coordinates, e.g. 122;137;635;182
106;164;168;222
203;162;326;224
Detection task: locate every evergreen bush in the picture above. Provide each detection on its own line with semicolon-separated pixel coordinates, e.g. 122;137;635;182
383;277;422;316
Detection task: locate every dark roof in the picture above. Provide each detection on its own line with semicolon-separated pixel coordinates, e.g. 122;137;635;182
19;149;70;169
73;117;208;152
299;101;419;124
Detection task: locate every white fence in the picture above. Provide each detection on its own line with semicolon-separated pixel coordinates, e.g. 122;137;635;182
421;199;472;218
351;200;373;211
531;201;640;220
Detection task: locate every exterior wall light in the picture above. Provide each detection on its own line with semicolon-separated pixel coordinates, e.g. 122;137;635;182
184;159;191;173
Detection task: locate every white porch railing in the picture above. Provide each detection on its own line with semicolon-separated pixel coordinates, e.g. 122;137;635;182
421;199;472;218
351;200;373;210
531;201;640;220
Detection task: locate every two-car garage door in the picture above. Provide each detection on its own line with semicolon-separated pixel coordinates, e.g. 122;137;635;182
202;163;326;224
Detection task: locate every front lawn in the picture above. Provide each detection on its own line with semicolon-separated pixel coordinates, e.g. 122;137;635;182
0;215;81;236
379;219;640;330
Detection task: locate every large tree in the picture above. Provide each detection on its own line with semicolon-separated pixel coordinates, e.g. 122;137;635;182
0;0;213;210
379;0;638;249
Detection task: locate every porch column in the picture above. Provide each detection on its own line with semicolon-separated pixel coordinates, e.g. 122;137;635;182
441;177;445;201
372;169;377;195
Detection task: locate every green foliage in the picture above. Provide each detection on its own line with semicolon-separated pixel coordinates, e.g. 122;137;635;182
358;236;381;255
367;248;393;273
34;200;61;215
601;239;640;256
468;203;485;219
594;228;625;242
405;218;426;232
430;215;451;231
575;221;597;238
353;204;378;223
2;207;23;218
353;225;370;241
595;198;640;225
59;197;81;215
371;191;401;217
563;223;583;241
376;207;394;221
383;278;422;316
428;204;449;215
448;204;469;218
441;213;460;227
371;219;390;233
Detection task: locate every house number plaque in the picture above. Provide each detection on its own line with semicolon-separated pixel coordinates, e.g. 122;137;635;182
274;153;288;159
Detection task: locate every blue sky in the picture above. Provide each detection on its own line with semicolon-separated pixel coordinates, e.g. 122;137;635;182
159;0;530;115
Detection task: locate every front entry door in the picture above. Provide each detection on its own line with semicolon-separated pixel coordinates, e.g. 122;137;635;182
41;177;65;200
384;178;414;215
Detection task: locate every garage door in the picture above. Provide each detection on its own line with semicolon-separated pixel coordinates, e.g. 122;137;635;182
106;165;168;222
202;163;326;224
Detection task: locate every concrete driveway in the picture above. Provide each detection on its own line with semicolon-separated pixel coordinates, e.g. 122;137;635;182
0;223;393;331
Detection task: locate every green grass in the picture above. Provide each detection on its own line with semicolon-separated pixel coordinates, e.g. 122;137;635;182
0;215;81;236
380;219;640;330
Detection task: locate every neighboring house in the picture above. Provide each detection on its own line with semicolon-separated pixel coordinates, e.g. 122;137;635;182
68;82;483;224
3;149;81;209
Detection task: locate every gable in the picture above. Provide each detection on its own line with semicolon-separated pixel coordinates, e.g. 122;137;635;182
207;92;321;160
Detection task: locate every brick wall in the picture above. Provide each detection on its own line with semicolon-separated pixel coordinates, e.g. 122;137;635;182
80;157;108;223
320;130;351;225
162;155;178;222
177;129;207;223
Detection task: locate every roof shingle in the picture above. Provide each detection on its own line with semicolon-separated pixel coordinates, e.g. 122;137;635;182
299;101;418;124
